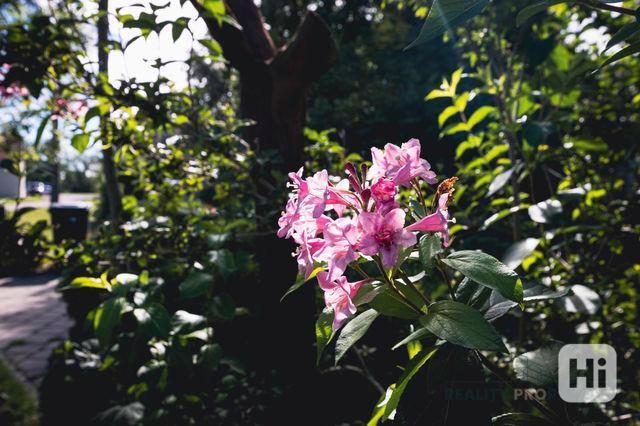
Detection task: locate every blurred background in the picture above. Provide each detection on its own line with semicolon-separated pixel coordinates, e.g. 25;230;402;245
0;0;638;424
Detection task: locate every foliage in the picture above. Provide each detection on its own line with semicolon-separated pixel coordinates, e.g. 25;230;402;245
1;0;639;424
0;358;39;426
0;207;49;276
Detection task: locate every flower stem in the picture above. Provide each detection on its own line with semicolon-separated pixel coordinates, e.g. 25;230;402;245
374;257;424;315
436;259;456;301
411;178;427;214
350;262;370;279
398;268;431;306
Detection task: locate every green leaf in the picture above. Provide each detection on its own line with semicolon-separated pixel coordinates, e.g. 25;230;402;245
376;346;439;422
418;233;443;273
208;249;235;277
172;23;186;42
513;340;564;387
65;276;111;291
392;326;434;350
34;114;52;148
527;199;562;224
94;297;128;346
172;310;206;332
481;205;529;230
200;39;223;55
281;266;323;302
442;250;523;303
134;303;171;339
352;281;385;306
492;412;555;425
179;272;213;298
516;0;566;27
599;41;640;69
502;238;540;269
203;0;225;16
466;105;495;130
405;0;489;49
209;293;236;321
123;12;156;30
523;282;569;302
369;289;421;320
315;308;335;364
484;281;570;322
92;402;144;426
438;105;459;128
442;121;470;136
605;22;640;52
454;92;470;113
199;343;222;369
114;273;138;286
71;133;90;153
486;167;514;197
455;277;491;308
523;121;555;147
335;309;379;364
449;68;463;94
421;300;507;352
561;284;600;314
425;88;451;100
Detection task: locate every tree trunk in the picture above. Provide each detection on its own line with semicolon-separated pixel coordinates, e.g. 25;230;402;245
97;0;122;228
195;1;337;419
49;119;60;204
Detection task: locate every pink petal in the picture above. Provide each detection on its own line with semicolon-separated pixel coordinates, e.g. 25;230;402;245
383;208;406;231
405;211;447;232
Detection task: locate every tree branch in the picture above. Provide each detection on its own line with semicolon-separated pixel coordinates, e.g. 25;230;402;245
270;11;338;87
190;0;255;71
226;0;276;61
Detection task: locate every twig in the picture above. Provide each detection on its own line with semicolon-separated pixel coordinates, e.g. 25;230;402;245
374;257;424;315
436;260;457;301
354;347;384;393
398;268;431;306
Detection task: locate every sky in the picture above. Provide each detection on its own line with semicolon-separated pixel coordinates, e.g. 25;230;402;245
23;0;209;162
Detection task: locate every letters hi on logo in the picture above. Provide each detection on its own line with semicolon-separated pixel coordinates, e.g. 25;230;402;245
558;344;617;403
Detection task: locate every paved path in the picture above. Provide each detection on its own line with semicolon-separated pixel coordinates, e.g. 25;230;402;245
0;275;72;388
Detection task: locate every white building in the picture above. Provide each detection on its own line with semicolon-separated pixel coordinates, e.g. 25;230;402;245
0;150;26;198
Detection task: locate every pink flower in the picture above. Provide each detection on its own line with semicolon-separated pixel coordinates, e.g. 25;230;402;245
293;232;325;279
277;197;331;239
371;178;398;215
371;178;396;203
301;169;331;217
358;208;416;268
326;179;357;217
277;198;300;238
406;193;451;247
317;272;367;331
278;168;332;238
368;138;437;186
314;217;362;281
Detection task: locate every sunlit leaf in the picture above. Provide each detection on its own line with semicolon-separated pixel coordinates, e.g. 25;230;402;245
335;309;379;364
406;0;489;49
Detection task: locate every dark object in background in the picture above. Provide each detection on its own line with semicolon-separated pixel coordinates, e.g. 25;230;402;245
49;204;88;243
0;204;4;220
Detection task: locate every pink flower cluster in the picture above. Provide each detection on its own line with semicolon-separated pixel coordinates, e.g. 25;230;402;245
0;64;29;101
51;98;88;121
277;138;454;330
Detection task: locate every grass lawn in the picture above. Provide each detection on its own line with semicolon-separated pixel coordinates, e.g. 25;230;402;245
16;209;53;242
0;359;39;426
